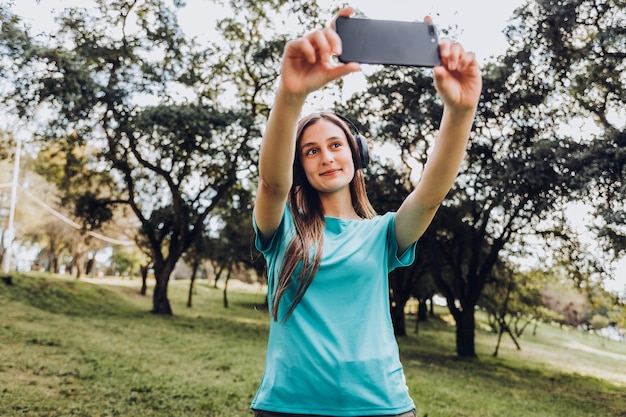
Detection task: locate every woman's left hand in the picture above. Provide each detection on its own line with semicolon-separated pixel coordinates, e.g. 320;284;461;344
429;20;482;111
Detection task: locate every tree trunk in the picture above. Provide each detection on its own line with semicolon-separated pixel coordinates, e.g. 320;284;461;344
390;295;407;336
223;266;232;308
418;298;428;321
85;258;94;276
140;264;148;296
504;319;522;351
73;257;82;279
414;298;429;334
187;274;196;308
213;263;225;288
414;313;419;334
152;270;173;315
388;268;414;337
455;308;477;357
493;325;505;357
187;262;199;308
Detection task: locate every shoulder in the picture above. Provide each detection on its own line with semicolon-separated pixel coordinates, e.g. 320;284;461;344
363;212;396;227
347;212;397;237
253;204;295;253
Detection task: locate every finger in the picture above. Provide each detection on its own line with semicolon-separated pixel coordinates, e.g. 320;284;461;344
310;29;335;65
457;50;477;72
330;6;354;30
287;37;317;64
324;26;343;56
432;65;447;88
439;40;463;71
448;42;464;71
437;38;452;67
326;62;361;81
423;15;433;23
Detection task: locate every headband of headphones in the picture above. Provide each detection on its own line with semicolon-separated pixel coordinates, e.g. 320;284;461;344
336;114;369;169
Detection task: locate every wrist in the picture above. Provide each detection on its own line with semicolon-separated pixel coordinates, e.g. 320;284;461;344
275;85;308;108
443;102;478;120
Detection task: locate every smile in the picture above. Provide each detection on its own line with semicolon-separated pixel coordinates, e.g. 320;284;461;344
320;169;342;176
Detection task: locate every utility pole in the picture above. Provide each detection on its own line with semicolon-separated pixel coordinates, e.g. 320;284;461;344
3;139;21;273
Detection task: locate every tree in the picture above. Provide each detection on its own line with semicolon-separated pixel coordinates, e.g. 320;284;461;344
110;244;146;277
0;134;65;271
28;136;123;278
182;225;210;308
480;264;550;356
511;0;626;279
1;0;330;314
342;0;608;355
0;1;245;314
205;185;259;308
542;280;589;327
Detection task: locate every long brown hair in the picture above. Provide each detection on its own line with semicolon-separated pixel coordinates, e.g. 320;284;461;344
271;112;377;322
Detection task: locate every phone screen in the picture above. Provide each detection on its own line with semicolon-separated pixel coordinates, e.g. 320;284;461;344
335;16;441;67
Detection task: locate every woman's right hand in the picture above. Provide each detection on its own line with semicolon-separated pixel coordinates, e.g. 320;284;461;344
278;7;360;97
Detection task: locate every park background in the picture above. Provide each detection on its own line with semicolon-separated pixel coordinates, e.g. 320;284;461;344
1;0;625;415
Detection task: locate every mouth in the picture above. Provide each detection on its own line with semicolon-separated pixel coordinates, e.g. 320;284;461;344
320;169;341;176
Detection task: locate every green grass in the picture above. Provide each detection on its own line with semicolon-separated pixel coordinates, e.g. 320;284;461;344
1;273;625;417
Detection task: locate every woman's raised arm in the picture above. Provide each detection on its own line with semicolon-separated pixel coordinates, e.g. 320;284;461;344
395;37;483;253
254;8;360;240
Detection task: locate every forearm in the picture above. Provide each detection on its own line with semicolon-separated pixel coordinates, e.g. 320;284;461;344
258;87;307;194
414;104;476;207
395;105;476;251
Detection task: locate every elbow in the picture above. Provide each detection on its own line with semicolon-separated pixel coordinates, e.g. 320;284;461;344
426;195;446;211
410;187;447;212
258;175;291;197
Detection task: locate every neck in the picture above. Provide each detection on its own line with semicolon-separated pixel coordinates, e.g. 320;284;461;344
318;190;359;219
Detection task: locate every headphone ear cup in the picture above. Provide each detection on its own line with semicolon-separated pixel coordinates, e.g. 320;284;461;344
335;114;369;169
355;133;369;169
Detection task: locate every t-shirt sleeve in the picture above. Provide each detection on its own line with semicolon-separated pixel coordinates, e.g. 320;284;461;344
252;205;291;255
386;212;417;271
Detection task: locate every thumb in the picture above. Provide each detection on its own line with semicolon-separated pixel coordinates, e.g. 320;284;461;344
432;66;460;106
432;65;448;87
327;62;361;83
432;65;455;96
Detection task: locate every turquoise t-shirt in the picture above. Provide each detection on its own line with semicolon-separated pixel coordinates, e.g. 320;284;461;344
252;206;417;416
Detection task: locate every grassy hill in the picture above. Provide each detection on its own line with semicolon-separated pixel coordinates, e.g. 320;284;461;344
1;273;625;417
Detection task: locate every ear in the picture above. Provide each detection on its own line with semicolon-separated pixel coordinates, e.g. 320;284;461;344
355;132;369;169
335;114;369;169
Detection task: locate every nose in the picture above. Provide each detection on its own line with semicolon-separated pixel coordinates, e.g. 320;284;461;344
320;148;334;164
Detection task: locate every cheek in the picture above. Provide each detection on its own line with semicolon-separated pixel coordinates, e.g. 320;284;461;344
345;162;356;181
341;151;357;176
300;158;317;179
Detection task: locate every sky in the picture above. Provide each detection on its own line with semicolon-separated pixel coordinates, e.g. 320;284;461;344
13;0;522;62
12;0;525;106
8;0;626;295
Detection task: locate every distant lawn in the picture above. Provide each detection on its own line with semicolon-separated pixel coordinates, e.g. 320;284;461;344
1;273;625;417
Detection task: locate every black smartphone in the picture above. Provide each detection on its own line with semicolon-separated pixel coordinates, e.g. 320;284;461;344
335;16;441;67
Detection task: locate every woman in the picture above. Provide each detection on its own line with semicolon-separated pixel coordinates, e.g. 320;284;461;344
252;6;482;417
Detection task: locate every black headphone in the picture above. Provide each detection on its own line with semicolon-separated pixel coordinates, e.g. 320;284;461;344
336;114;369;169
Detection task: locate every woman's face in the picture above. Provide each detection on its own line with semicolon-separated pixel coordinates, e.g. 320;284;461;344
298;118;356;194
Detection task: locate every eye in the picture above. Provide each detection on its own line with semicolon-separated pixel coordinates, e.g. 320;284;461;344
305;147;318;156
331;141;342;149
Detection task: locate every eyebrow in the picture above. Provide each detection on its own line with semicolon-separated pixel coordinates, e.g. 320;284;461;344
300;136;344;152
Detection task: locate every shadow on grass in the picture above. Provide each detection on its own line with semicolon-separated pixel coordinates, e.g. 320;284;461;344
397;315;626;417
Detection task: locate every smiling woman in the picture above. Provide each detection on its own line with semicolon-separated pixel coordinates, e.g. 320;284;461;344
250;4;482;415
297;116;359;199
